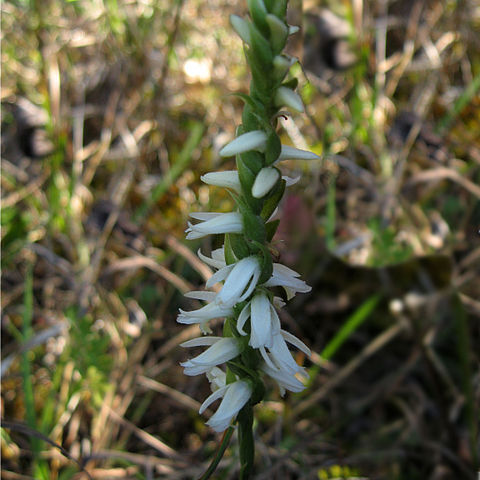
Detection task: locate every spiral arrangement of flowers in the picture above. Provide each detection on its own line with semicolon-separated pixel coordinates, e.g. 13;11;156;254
177;0;319;476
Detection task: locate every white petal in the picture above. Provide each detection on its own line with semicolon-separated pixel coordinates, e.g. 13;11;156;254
237;302;251;335
275;87;304;113
184;291;217;302
198;249;227;269
216;257;260;307
252;167;280;198
281;329;311;357
273;296;286;309
201;171;241;192
182;362;213;376
273;54;297;79
260;346;278;371
269;305;282;337
206;381;251;432
262;362;306;394
186;212;243;240
278;145;320;161
187;337;240;366
206;264;234;288
189;212;222;221
249;293;272;348
199;384;229;414
206;367;227;391
268;333;302;375
219;131;267;157
177;302;232;325
180;336;222;348
211;247;226;263
282;174;301;186
264;263;312;298
288;25;300;35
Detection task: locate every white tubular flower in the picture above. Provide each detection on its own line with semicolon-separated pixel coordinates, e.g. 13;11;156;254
216;256;261;307
264;263;312;300
206;366;227;391
201;171;241;192
260;330;311;396
186;212;243;240
252;167;280;198
180;337;241;376
219;130;267;157
177;301;233;334
199;379;252;432
278;144;321;161
261;362;306;396
260;330;311;375
237;293;281;349
198;247;227;270
274;86;304;113
230;14;251;45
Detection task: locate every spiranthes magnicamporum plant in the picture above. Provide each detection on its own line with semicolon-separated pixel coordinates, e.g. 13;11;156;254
177;0;320;478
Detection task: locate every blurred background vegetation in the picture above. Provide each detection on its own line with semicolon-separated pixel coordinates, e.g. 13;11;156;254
1;0;479;478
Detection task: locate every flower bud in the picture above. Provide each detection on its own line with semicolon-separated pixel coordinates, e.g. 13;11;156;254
275;86;304;113
265;14;288;53
219;130;267;157
230;15;251;45
273;54;297;80
201;170;241;192
278;144;321;161
251;167;280;198
247;0;268;33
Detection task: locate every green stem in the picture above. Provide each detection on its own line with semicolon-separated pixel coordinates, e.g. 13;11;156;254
238;404;255;479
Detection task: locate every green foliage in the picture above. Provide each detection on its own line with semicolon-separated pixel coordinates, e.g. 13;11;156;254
64;307;113;405
367;218;414;266
1;206;30;269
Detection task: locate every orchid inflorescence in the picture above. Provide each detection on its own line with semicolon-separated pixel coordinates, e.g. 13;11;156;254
177;0;319;476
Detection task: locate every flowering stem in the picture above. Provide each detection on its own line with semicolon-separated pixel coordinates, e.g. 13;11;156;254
238;404;255;479
178;0;319;477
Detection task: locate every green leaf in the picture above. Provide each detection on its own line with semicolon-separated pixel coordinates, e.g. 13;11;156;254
227;360;257;379
320;294;382;361
271;0;287;19
265;131;281;165
245;48;269;97
263;0;274;11
241;208;266;244
226;233;250;260
248;21;273;67
247;0;269;35
265;219;280;242
237;151;265;213
256;242;273;284
232;92;264;112
281;77;298;90
242;103;261;131
250;375;266;404
224;233;239;265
